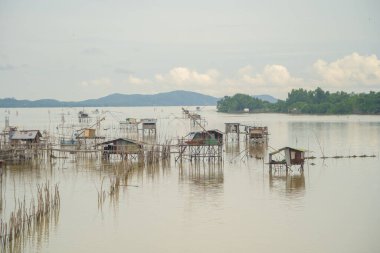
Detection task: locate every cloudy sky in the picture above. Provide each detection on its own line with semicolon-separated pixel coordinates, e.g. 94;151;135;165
0;0;379;100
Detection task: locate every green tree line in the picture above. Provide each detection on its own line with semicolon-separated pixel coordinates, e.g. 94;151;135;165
217;88;380;114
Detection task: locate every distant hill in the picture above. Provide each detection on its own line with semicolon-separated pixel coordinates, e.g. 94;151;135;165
0;90;219;108
253;95;278;103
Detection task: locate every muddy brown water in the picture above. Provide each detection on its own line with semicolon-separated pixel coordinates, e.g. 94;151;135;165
1;107;379;253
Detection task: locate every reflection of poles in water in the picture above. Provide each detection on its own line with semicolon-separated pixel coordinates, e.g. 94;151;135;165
97;144;172;209
96;161;143;209
0;182;60;253
225;142;240;154
247;142;267;160
179;161;224;187
177;143;223;164
227;140;268;164
269;169;305;193
0;166;4;213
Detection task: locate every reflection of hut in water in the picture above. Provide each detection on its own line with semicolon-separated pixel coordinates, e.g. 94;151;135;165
178;163;224;210
177;129;223;162
269;169;305;194
140;118;157;136
248;142;267;159
97;138;143;161
179;162;224;188
269;147;305;170
225;123;240;142
225;142;240;154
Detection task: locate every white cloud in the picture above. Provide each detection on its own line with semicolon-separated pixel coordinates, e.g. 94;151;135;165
155;67;220;87
100;53;380;99
220;64;304;98
127;75;151;85
313;53;380;88
154;67;221;95
81;78;112;88
121;66;303;98
238;64;303;86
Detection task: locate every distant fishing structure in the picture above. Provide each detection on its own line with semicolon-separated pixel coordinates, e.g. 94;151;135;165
0;108;376;169
224;122;269;143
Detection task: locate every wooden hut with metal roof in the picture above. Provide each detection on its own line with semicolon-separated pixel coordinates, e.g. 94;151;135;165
184;129;223;146
96;138;143;160
10;130;42;146
269;147;305;170
177;129;223;162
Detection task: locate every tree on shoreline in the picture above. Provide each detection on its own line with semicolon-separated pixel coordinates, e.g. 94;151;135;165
217;88;380;114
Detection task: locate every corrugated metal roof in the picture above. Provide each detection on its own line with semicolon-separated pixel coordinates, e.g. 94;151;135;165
96;138;142;146
11;130;42;140
188;129;224;135
140;118;157;124
269;146;305;155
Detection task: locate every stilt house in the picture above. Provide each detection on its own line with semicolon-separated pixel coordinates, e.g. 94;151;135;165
269;147;305;169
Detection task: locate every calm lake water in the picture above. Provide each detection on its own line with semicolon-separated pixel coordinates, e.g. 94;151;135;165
1;106;380;253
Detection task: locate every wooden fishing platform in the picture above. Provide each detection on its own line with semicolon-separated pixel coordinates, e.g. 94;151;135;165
176;130;223;162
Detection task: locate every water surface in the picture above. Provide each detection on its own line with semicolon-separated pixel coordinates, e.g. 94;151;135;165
1;107;379;253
